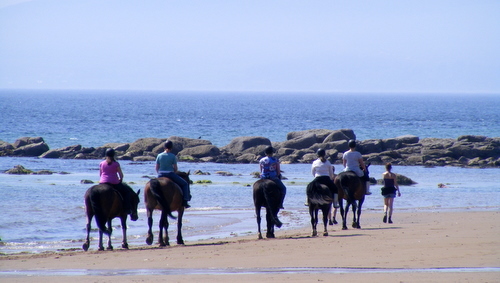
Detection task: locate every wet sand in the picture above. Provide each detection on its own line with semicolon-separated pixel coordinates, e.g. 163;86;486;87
1;210;499;282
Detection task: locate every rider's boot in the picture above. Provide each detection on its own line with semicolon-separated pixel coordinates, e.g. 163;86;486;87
365;181;372;195
182;200;191;208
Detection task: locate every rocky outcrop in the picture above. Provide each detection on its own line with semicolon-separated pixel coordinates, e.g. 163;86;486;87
1;130;499;168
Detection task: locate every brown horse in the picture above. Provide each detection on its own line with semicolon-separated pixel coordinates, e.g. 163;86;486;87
334;164;370;230
253;178;283;239
82;183;140;251
144;171;190;247
306;179;333;236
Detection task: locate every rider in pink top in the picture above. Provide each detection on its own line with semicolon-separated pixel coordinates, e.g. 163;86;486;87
99;159;122;184
99;148;130;213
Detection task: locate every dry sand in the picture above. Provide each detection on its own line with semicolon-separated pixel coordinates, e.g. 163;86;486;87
1;210;499;282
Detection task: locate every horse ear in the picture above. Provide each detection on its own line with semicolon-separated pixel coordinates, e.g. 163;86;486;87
187;170;190;175
136;189;141;195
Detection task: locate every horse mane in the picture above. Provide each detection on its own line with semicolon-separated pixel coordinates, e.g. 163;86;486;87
149;179;177;219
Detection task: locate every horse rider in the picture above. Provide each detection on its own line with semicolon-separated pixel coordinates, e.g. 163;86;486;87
311;148;339;208
156;141;191;208
259;146;287;209
99;148;132;213
342;140;371;195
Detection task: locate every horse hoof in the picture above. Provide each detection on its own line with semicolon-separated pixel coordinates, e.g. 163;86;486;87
342;227;348;230
266;234;275;238
122;243;129;249
98;247;105;251
258;234;263;240
107;246;113;251
177;241;185;245
146;235;153;245
312;231;317;237
328;220;333;225
82;243;89;251
323;232;328;236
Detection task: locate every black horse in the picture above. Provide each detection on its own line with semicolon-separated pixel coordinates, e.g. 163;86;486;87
306;179;334;236
334;164;370;230
82;183;140;251
144;171;191;247
253;178;283;239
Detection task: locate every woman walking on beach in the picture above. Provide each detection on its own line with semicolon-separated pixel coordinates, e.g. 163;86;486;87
381;163;401;223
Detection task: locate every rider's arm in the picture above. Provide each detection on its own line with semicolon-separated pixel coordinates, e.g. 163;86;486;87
173;163;178;173
117;165;124;182
359;157;366;171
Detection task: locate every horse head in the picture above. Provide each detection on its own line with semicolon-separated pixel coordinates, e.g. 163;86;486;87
129;189;141;221
177;171;192;184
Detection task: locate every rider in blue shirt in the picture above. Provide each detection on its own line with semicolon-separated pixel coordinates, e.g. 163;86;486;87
259;146;286;209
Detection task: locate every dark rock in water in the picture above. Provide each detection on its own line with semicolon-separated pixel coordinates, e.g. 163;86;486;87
377;174;416;186
12;142;49;157
221;136;271;155
80;180;94;184
5;165;33;174
33;170;54;175
179;145;220;158
194;170;210;175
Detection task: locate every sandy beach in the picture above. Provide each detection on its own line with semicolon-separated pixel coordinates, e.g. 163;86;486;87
1;210;499;282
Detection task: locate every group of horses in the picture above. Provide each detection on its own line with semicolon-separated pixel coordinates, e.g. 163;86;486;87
82;165;369;251
82;172;191;251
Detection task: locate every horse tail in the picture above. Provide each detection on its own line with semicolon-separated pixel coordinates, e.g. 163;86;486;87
340;177;356;203
149;179;177;220
306;180;333;206
89;186;111;236
262;181;283;228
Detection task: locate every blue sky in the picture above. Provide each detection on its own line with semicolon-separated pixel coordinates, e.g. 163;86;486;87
0;0;499;93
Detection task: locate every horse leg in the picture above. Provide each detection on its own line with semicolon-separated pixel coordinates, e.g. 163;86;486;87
120;217;129;249
355;199;364;229
158;211;168;246
256;207;263;239
322;206;329;236
310;207;317;237
176;210;184;245
98;230;105;251
106;219;113;250
146;209;154;245
266;209;275;238
82;215;92;251
351;201;358;229
338;199;346;230
342;202;350;230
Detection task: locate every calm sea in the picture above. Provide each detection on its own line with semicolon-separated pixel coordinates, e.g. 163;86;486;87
0;90;499;254
1;90;499;148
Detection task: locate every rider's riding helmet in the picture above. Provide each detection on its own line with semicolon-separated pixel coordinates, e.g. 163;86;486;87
105;148;115;158
348;140;357;148
316;148;326;157
265;146;274;155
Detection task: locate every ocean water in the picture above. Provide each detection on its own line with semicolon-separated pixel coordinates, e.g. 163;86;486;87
0;90;499;254
1;90;499;148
